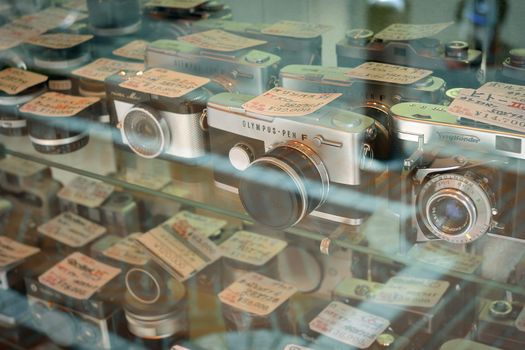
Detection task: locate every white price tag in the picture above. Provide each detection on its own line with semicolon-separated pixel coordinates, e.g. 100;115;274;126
58;177;114;208
14;8;87;32
334;277;383;301
102;233;150;266
346;62;432;85
0;237;40;268
38;212;106;248
408;242;483;274
168;211;227;238
146;0;207;9
0;68;47;95
118;169;171;191
374;276;449;308
119;68;210;98
478;82;525;102
179;29;266;52
112;40;149;61
242;87;341;117
39;252;120;300
25;33;93;49
375;22;453;41
220;231;287;266
515;306;525;332
0;157;47;178
162;182;192;198
20;92;99;117
218;272;296;317
448;89;525;133
261;21;332;39
72;58;144;82
309;301;389;349
0;23;44;51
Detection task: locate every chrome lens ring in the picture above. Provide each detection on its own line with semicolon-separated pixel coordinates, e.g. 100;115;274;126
425;189;476;238
125;268;162;305
122;106;169;159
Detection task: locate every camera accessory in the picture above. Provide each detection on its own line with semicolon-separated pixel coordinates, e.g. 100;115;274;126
207;89;376;228
106;67;211;162
145;37;281;95
26;252;123;349
20;91;99;154
0;68;47;136
123;263;188;341
499;48;525;85
86;0;141;37
218;272;296;332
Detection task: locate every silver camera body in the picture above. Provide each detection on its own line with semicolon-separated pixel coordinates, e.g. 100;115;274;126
145;39;281;95
192;19;322;67
392;102;525;244
280;64;446;160
106;71;210;161
207;92;376;229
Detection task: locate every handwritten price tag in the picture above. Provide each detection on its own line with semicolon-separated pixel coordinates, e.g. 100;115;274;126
478;82;525;102
375;22;453;41
118;169;171;190
0;236;40;268
112;40;149;61
346;62;432;85
261;21;332;39
119;68;210;98
309;301;389;349
179;29;267;52
0;157;47;178
243;87;341;117
448;89;525;133
38;212;106;248
220;230;287;266
103;233;150;266
145;0;207;9
408;242;483;274
218;272;296;317
20;92;99;117
25;33;93;49
39;252;120;300
168;211;227;238
14;8;87;32
58;177;114;208
375;276;449;308
73;58;144;82
0;68;47;95
0;23;45;51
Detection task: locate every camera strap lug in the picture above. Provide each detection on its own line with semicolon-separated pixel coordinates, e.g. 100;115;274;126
199;109;208;132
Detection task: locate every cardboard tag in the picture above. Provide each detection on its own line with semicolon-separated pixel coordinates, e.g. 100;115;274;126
374;276;449;308
478;82;525;102
220;230;287;266
375;22;453;41
118;169;171;191
0;23;45;51
162;182;192;198
145;0;207;9
0;68;47;95
137;225;208;281
168;211;227;238
309;301;389;349
39;252;120;300
346;62;432;85
0;237;40;268
218;272;296;316
283;345;314;350
242;87;341;117
38;212;106;248
58;177;114;208
334;277;383;301
179;29;267;52
0;157;47;178
102;233;150;266
408;242;483;274
72;58;144;82
119;68;210;98
15;8;87;32
19;92;99;117
25;33;93;49
112;40;149;61
261;21;332;39
448;89;525;133
515;306;525;332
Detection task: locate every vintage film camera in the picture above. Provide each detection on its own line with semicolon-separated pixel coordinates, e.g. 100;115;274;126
336;28;482;87
392;102;525;244
279;64;446;161
192;19;323;67
498;48;525;85
207;92;377;229
86;0;141;37
145;39;281;95
105;70;212;162
25;253;125;349
476;298;525;350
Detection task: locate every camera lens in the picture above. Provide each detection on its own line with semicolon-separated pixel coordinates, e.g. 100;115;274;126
123;106;169;159
125;268;161;304
426;191;474;236
489;300;513;318
238;141;329;229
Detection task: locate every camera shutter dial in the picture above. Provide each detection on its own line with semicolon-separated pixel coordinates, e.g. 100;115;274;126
122;105;170;159
238;141;329;229
229;143;254;171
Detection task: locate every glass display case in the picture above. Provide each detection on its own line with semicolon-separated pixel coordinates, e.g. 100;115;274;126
0;0;524;349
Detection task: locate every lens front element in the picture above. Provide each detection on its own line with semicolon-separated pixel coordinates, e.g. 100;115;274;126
123;106;169;159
